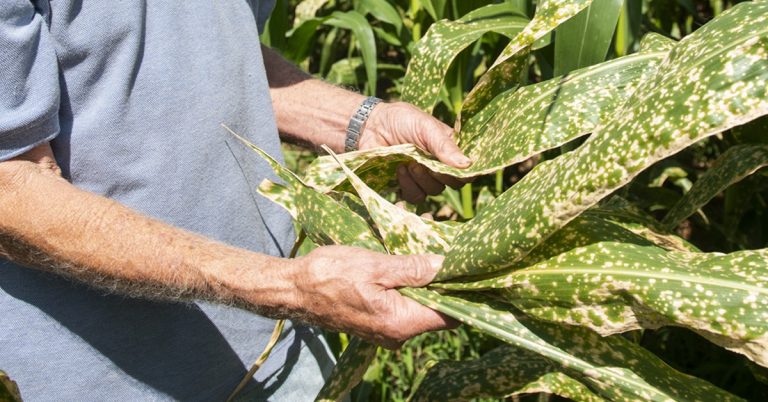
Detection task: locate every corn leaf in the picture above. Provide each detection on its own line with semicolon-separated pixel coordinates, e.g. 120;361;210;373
401;3;529;112
324;11;378;96
458;241;768;366
0;371;21;402
433;208;684;289
402;289;741;401
443;2;768;279
554;0;623;76
615;0;642;56
303;46;668;192
229;133;386;252
315;337;378;402
324;147;456;255
663;144;768;229
410;345;604;402
460;0;594;125
458;48;667;172
514;373;604;401
294;0;329;25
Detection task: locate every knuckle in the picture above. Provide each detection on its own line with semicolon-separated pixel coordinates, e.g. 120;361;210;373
404;256;432;283
367;293;392;316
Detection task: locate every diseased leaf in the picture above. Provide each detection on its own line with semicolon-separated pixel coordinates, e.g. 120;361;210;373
637;32;677;53
304;48;669;192
0;371;21;402
257;180;298;218
443;2;768;279
324;147;456;255
432;208;698;290
401;3;529;112
294;0;330;26
458;242;768;366
411;345;604;402
229;132;386;252
589;197;699;252
663;144;768;229
458;49;667;172
460;0;594;125
402;289;741;401
513;372;604;401
315;337;378;402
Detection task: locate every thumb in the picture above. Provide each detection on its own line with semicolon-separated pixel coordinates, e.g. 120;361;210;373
421;123;473;169
379;254;444;288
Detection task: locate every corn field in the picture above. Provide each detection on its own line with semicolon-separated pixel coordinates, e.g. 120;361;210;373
235;0;768;401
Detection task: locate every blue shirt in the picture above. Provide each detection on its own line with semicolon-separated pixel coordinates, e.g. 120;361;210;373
0;1;333;400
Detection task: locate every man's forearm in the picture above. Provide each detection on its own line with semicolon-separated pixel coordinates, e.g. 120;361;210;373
262;45;368;152
0;152;298;316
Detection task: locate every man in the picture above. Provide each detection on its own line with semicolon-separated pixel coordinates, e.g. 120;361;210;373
0;1;471;400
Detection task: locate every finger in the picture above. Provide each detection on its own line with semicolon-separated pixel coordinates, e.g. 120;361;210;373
407;163;445;196
419;122;472;169
430;171;466;189
397;165;426;203
389;292;459;335
378;254;443;288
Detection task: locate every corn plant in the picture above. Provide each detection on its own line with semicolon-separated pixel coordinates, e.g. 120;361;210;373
243;0;768;400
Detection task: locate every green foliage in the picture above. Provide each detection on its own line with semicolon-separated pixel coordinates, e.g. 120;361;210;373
255;0;768;401
0;371;21;402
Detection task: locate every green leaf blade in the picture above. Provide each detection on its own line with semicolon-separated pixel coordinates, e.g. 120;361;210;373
444;2;768;280
401;3;529;112
554;0;623;76
663;144;768;229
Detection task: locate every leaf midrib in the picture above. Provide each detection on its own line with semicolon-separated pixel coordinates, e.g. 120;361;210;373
511;266;768;295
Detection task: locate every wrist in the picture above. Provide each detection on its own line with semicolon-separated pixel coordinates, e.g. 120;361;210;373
202;249;303;317
344;96;383;152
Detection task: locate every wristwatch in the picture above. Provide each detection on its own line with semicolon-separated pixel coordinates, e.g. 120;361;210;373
345;96;382;152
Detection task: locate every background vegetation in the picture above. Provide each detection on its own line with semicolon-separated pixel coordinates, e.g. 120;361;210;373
261;1;767;401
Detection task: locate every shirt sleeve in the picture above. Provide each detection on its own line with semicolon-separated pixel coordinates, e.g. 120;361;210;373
256;0;276;34
0;1;60;161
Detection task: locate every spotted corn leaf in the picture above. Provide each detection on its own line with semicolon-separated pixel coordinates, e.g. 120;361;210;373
443;2;768;279
586;197;699;252
637;32;677;53
433;210;681;290
294;0;330;26
514;373;605;401
324;146;457;255
457;48;667;172
460;0;593;125
663;144;768;229
303;46;668;192
401;3;529;112
402;289;741;401
229;132;386;252
315;337;378;402
458;242;768;367
410;345;603;402
0;371;21;402
432;200;699;290
257;181;298;217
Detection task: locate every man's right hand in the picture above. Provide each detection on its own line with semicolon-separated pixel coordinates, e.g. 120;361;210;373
286;245;457;349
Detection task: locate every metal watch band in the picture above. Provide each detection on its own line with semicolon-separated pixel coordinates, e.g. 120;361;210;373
345;96;382;152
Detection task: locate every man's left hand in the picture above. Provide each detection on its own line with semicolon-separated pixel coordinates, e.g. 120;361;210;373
360;102;473;203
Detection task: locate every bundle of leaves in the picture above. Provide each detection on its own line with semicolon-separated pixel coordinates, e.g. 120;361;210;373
242;0;768;400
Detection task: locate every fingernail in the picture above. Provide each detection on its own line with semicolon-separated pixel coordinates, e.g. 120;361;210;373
452;155;472;168
426;254;444;271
